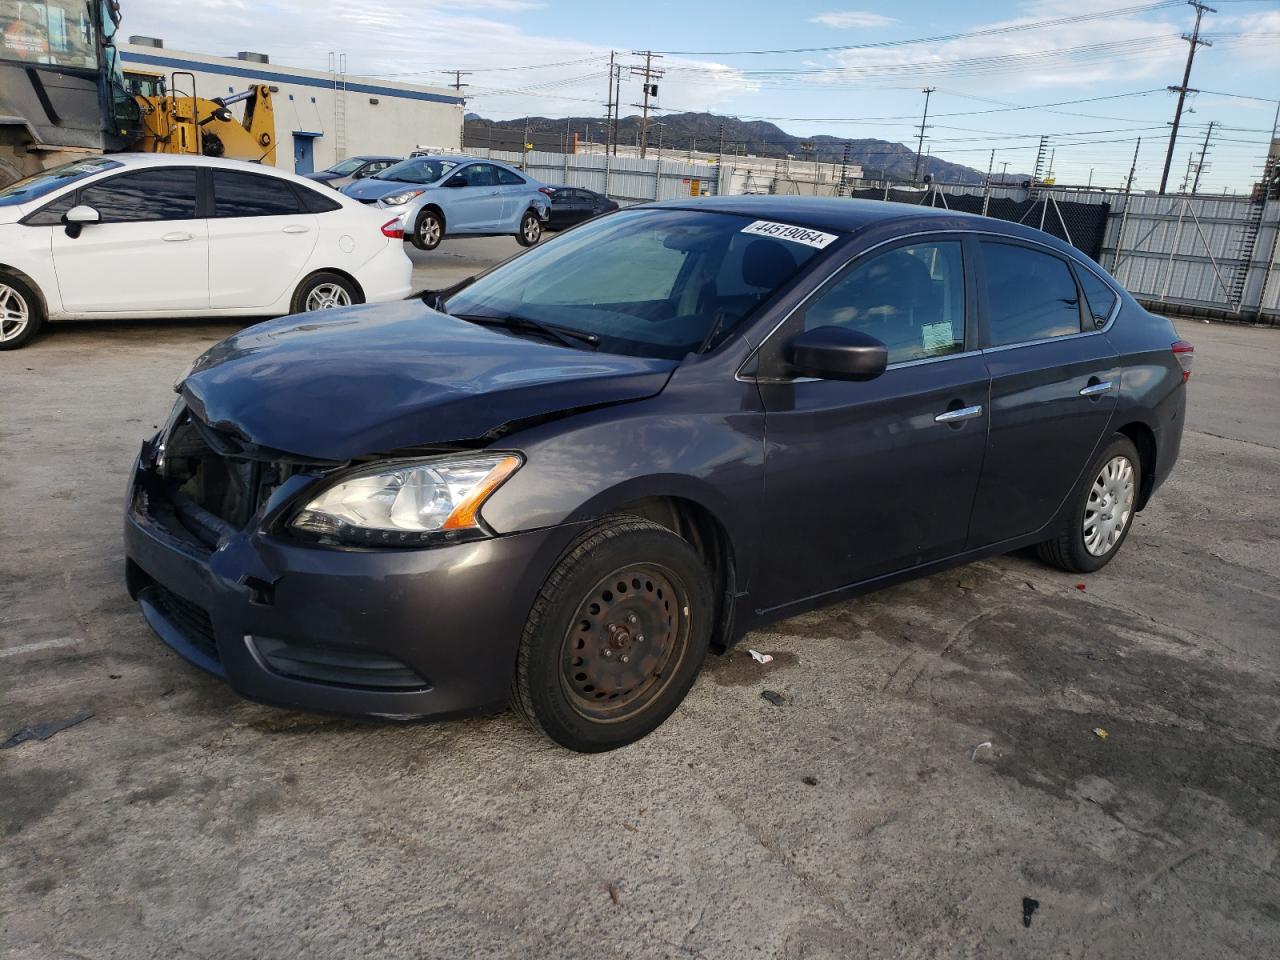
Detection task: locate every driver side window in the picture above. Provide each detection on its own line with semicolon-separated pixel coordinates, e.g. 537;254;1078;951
803;240;966;365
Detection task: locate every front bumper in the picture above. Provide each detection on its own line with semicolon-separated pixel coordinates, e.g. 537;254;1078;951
124;444;580;719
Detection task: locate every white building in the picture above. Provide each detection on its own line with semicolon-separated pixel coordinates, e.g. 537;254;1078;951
120;40;464;175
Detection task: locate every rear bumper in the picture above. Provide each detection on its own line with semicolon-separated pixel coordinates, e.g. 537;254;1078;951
359;241;414;304
124;445;581;719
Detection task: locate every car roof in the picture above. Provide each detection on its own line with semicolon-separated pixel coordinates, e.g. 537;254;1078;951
644;194;1080;253
74;152;366;196
353;155;400;162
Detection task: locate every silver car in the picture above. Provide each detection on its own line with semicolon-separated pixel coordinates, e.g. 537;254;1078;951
340;155;552;250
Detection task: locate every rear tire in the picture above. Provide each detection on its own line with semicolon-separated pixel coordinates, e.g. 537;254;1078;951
291;272;361;314
512;517;713;752
0;272;44;351
1036;433;1141;574
515;209;542;247
411;209;444;250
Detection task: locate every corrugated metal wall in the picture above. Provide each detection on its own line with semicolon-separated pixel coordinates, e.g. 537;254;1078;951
467;148;726;202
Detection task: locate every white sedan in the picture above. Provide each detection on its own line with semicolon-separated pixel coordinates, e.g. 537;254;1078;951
0;153;414;350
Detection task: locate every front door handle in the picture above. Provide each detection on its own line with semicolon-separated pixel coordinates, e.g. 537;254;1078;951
1079;380;1114;398
162;232;193;242
282;224;311;234
935;404;983;424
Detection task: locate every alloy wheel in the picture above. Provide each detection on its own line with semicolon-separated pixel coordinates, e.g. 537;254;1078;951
0;283;30;343
1083;455;1136;556
559;562;690;722
523;215;541;244
419;216;441;246
303;282;352;311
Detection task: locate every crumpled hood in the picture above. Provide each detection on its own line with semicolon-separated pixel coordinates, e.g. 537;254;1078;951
179;299;677;461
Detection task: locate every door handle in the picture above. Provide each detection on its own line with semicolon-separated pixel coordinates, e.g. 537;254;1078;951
161;232;193;242
1079;380;1114;398
935;404;983;424
489;191;501;196
282;225;311;234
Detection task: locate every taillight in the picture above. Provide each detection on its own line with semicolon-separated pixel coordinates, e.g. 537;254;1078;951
1172;339;1194;383
381;218;404;239
538;186;555;197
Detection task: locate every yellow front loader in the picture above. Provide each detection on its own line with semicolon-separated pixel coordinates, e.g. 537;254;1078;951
130;72;277;166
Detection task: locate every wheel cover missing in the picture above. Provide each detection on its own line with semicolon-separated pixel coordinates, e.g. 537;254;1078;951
560;563;689;722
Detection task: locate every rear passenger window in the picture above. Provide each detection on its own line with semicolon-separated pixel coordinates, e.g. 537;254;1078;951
212;170;306;217
297;185;342;213
1075;265;1118;329
804;240;966;364
980;242;1082;345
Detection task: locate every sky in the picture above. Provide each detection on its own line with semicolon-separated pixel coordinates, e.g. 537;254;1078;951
120;0;1280;192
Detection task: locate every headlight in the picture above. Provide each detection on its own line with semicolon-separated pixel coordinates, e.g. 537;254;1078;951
289;454;520;546
381;189;424;205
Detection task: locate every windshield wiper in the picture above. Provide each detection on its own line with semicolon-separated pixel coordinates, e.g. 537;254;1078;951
453;312;600;350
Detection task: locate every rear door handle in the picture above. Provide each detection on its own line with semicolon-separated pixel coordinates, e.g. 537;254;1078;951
1079;380;1114;397
282;225;311;234
162;232;193;242
935;404;983;424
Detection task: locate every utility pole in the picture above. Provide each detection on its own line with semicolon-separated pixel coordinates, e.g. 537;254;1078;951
1000;161;1009;184
717;121;725;167
630;51;665;159
1160;0;1215;195
913;86;935;182
604;51;615;158
522;116;530;166
1192;120;1215;193
1125;137;1142;193
612;61;624;156
982;149;995;215
450;70;471;92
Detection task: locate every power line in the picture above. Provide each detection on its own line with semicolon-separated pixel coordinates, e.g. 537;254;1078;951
652;2;1185;55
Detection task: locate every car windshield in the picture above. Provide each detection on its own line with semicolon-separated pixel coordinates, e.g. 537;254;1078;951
327;157;367;175
0;156;121;207
444;208;834;359
374;157;457;185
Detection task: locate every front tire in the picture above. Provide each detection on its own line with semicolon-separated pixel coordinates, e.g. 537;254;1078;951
516;209;542;247
512;517;713;752
411;209;444;251
0;273;44;351
1036;433;1141;573
291;272;361;314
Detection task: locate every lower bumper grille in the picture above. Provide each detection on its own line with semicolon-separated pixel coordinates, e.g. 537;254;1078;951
147;584;219;663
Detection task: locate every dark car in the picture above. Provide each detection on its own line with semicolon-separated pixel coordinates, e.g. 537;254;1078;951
125;197;1192;752
546;186;619;230
304;155;400;190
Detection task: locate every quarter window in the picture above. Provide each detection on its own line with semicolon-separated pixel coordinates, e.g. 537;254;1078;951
212;170;306;217
1075;265;1118;328
78;168;199;222
803;240;966;364
980;241;1083;345
496;167;526;186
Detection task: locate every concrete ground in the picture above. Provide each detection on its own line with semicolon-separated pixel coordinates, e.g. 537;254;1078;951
2;238;1278;960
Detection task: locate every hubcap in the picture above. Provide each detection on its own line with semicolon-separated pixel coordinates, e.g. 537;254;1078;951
420;217;441;244
1084;455;1136;556
560;563;690;722
0;282;30;342
303;282;351;311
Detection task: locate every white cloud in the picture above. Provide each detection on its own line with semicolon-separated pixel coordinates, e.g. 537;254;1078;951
118;0;751;120
810;11;898;29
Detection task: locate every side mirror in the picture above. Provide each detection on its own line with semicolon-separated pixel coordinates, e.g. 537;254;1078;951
786;326;888;382
352;169;369;179
445;176;467;188
62;204;100;239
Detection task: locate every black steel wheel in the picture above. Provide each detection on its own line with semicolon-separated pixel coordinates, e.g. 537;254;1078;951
512;517;713;751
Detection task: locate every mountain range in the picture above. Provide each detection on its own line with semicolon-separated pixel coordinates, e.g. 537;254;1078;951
463;111;1010;185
